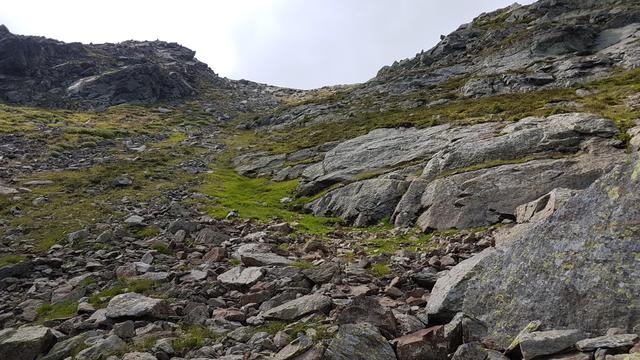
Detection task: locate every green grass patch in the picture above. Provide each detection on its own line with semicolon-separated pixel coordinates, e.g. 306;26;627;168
37;301;78;321
199;166;338;234
0;255;27;268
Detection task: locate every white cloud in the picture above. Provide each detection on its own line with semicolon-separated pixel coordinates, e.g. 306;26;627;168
0;0;536;89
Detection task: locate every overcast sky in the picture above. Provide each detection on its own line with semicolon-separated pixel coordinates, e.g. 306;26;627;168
0;0;535;89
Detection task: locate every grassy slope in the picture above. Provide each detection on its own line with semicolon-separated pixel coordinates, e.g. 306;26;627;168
1;68;639;254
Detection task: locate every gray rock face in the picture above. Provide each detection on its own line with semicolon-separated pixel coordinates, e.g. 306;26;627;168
0;27;217;109
298;124;491;197
302;113;623;228
0;325;56;360
426;249;497;323
458;152;640;346
413;153;618;230
105;292;174;320
325;323;397;360
305;178;410;226
261;293;332;321
394;113;623;229
515;188;578;224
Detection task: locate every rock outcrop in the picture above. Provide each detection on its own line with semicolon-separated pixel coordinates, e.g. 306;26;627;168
427;150;640;346
301;113;624;229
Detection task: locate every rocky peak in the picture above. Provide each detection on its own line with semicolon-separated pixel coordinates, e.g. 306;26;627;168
0;25;221;109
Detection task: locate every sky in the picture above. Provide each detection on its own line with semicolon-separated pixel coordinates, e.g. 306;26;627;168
0;0;536;89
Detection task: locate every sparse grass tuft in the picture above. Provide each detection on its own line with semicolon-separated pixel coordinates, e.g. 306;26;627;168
172;326;221;353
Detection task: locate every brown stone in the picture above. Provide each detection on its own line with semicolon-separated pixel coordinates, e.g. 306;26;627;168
212;308;245;322
203;247;227;263
395;326;449;360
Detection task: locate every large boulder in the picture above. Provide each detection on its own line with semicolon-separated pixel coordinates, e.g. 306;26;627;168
0;326;57;360
426;249;497;323
325;323;397;360
336;296;398;339
306;178;410;226
455;152;640;346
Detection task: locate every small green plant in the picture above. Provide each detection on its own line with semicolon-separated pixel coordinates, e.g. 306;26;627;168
291;260;315;270
136;226;161;239
228;258;242;266
369;263;391;278
150;242;172;254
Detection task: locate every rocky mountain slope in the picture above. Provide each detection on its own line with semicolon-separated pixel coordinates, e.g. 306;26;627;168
1;0;640;359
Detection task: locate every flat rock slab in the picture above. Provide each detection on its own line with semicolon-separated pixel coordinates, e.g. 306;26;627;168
576;333;639;352
518;329;586;359
105;292;174;320
237;243;293;266
0;325;56;360
261;293;332;321
217;266;265;287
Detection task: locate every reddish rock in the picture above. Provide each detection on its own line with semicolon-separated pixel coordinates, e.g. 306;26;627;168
395;326;449;360
203;247;227;263
212;308;245;322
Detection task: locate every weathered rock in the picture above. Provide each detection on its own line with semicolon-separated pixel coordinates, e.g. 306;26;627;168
325;323;397;360
237;243;293;266
426;248;496;323
517;329;586;359
412;267;440;289
459;153;640;346
413;153;619;230
393;113;622;229
516;188;578;224
394;326;448;360
0;326;57;360
105;293;175;320
75;335;126;360
306;178;410;226
451;343;488;360
302;262;339;284
261;293;332;321
41;332;97;360
336;296;398;339
576;334;639;352
122;352;158;360
112;321;135;339
275;335;314;360
217;266;265;287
